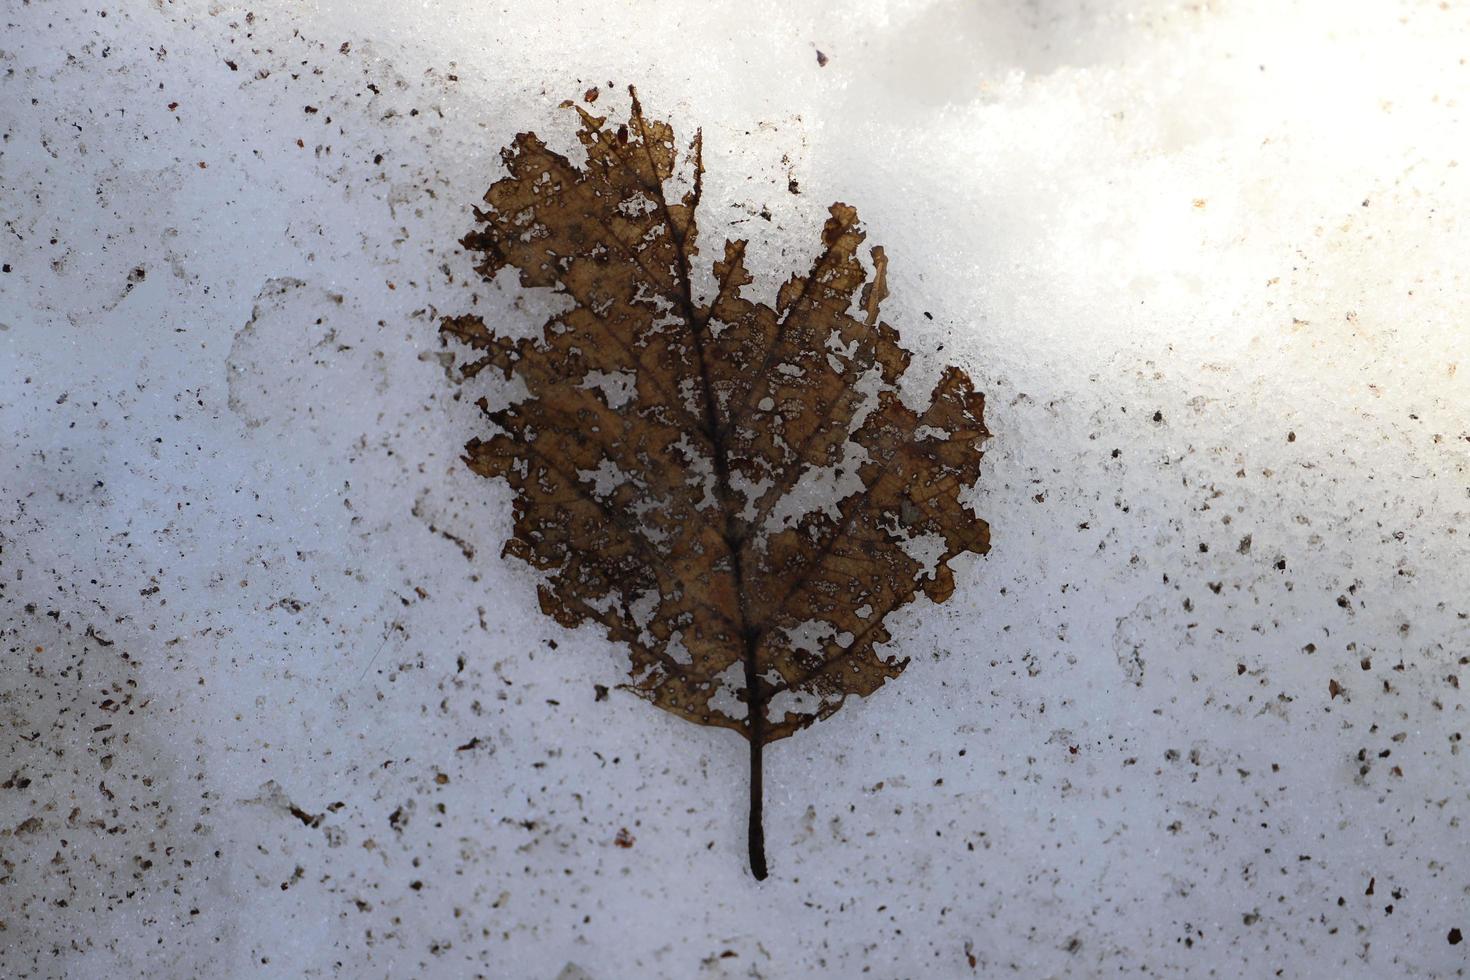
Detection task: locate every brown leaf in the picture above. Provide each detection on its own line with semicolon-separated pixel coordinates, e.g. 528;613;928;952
442;88;990;879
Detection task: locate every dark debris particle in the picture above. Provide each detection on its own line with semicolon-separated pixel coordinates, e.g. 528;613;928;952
816;49;829;67
225;59;238;71
288;804;322;828
594;684;609;701
1449;928;1463;945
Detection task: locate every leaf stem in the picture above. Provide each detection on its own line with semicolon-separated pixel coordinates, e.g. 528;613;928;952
748;730;767;879
744;634;768;881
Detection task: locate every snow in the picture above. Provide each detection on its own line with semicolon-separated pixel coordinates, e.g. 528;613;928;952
3;0;1469;976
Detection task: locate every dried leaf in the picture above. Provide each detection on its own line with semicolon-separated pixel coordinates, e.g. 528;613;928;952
442;88;990;878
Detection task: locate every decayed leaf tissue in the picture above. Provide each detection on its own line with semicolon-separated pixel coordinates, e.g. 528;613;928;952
442;88;990;877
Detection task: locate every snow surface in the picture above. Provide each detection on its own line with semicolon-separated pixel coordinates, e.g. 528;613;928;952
3;0;1469;977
